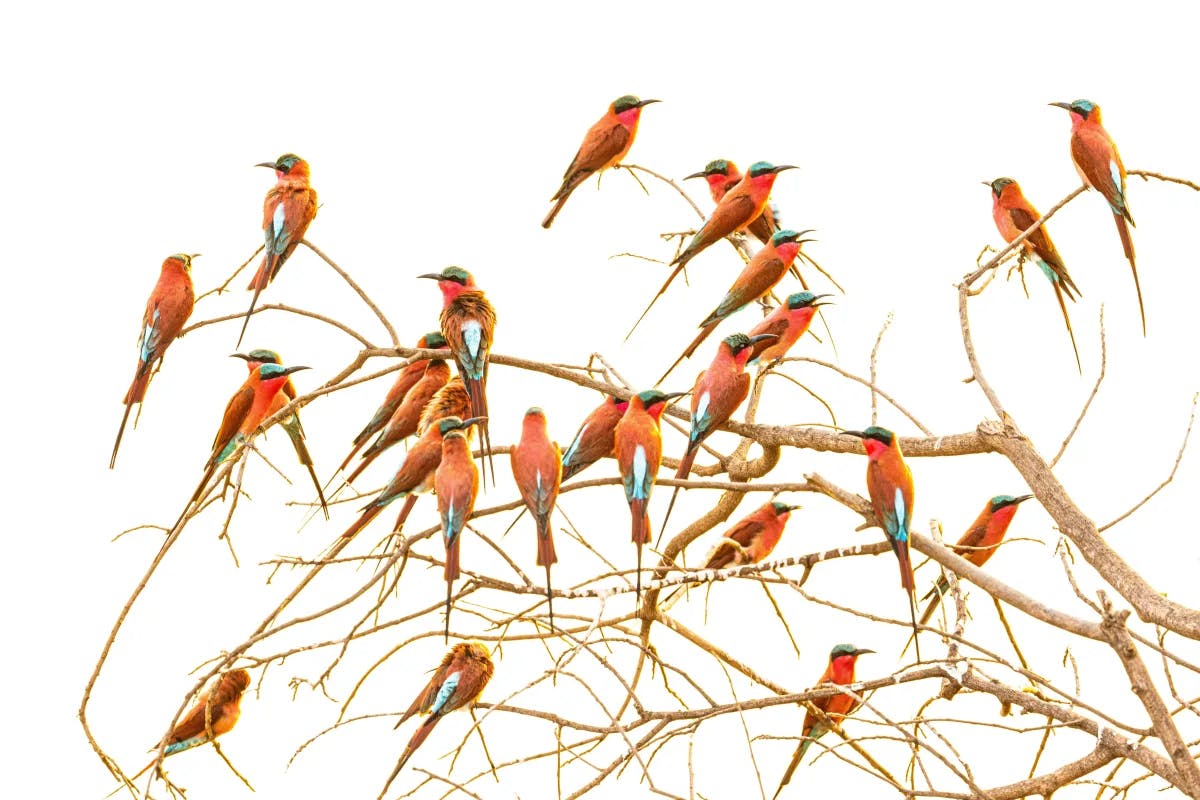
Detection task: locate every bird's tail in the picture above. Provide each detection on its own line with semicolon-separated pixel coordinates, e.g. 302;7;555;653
773;736;815;799
1113;212;1145;335
625;256;691;341
658;322;717;385
1051;280;1082;375
392;494;419;535
110;399;137;470
544;562;555;632
345;449;377;486
341;503;382;540
918;576;950;626
380;716;441;798
542;192;572;229
536;514;557;566
465;377;495;488
656;485;682;550
631;499;649;602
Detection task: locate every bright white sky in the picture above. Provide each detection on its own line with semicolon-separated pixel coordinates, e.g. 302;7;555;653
5;3;1200;799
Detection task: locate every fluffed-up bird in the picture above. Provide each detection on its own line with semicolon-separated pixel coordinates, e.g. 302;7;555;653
628;160;797;337
1050;99;1144;333
561;394;629;481
747;292;832;364
510;407;563;629
773;645;873;797
986;177;1083;371
542;95;660;228
685;159;780;246
111;253;198;469
238;153;318;346
436;427;479;642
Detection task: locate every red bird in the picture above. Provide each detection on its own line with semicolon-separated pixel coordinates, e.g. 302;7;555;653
510;407;563;629
542;95;660;228
703;500;799;570
747;292;831;364
436;427;480;642
685;158;781;246
561;394;629;481
237;153;318;347
111;253;198;469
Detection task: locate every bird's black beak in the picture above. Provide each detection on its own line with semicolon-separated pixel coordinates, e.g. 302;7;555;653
853;648;876;656
255;161;278;169
417;272;444;281
840;429;866;439
1012;494;1035;505
230;353;253;361
459;416;488;428
771;164;799;174
811;293;835;307
662;391;689;401
282;365;311;376
1049;101;1072;111
747;333;780;346
683;170;709;181
637;99;662;108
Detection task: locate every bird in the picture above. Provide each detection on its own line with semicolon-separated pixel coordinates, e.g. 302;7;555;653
747;292;832;365
773;644;873;797
419;267;497;486
380;641;495;795
542;95;660;228
918;494;1033;626
340;416;482;542
335;331;448;476
111;253;198;469
841;426;920;659
510;407;563;629
986;177;1083;372
684;159;781;246
436;427;479;642
660;333;777;536
419;377;472;436
237;153;318;347
129;669;252;781
345;358;451;485
232;349;329;519
1050;99;1144;333
628;160;797;337
659;230;812;383
702;500;800;570
615;389;686;601
561;394;630;481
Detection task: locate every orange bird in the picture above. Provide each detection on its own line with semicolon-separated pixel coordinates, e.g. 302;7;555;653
336;331;448;475
986;177;1083;372
345;358;451;485
561;394;630;481
419;267;497;486
111;253;198;469
1050;99;1144;333
510;407;563;629
747;292;832;365
237;153;318;347
660;333;776;536
628;160;797;338
379;641;494;794
436;427;480;642
130;669;251;781
232;349;329;519
420;377;471;434
773;645;873;797
685;158;781;246
542;95;660;228
703;500;800;570
615;389;686;600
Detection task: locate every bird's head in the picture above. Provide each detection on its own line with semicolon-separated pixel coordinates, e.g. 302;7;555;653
684;158;735;181
256;153;307;176
830;643;875;661
786;291;833;311
748;161;797;179
1050;99;1099;123
166;253;200;272
990;494;1034;512
417;331;448;350
770;500;801;516
612;95;660;116
985;177;1016;198
722;332;779;361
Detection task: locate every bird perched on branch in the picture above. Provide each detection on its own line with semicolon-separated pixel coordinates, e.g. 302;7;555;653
511;407;563;629
111;253;197;469
986;177;1082;372
685;159;781;246
773;645;873;797
238;153;318;346
436;427;479;642
542;95;660;228
561;394;629;481
1050;99;1144;333
747;292;831;365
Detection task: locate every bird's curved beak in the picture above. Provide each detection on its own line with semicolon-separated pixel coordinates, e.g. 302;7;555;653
770;164;799;174
811;293;835;307
981;180;994;188
1049;101;1072;111
747;333;780;346
683;170;709;181
229;352;253;361
780;504;802;513
853;648;876;656
459;416;488;428
840;429;866;439
637;98;662;108
255;161;278;169
662;391;689;401
189;253;202;260
417;272;444;281
282;365;311;376
1012;494;1035;505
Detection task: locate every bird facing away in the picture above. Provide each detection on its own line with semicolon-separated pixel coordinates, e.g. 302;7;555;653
542;94;660;228
986;177;1082;372
842;426;920;659
747;292;832;364
419;376;471;436
238;154;318;347
232;349;329;519
660;229;812;383
419;266;497;486
436;428;479;642
1050;99;1144;333
561;394;630;481
111;253;197;469
615;389;686;601
380;641;494;796
510;407;563;629
628;161;797;338
773;645;873;797
685;158;781;246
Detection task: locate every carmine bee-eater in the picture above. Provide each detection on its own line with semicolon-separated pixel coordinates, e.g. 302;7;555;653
703;500;799;570
561;394;630;481
345;359;451;485
436;428;479;642
340;416;483;542
1050;99;1144;333
748;292;832;364
659;230;812;383
237;153;318;347
379;641;494;795
542;95;661;229
130;669;252;781
842;426;920;658
660;333;777;536
419;267;497;486
232;349;329;519
773;644;873;797
336;332;448;475
628;161;797;338
111;253;198;469
510;407;563;629
685;159;781;247
419;377;471;435
615;389;686;601
986;177;1083;372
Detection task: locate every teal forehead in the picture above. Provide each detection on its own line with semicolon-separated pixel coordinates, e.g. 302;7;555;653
748;160;774;176
830;643;858;657
787;291;816;307
259;364;290;378
705;158;731;174
722;333;751;349
612;95;641;112
771;229;800;244
441;266;470;282
248;349;280;363
1072;99;1096;112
